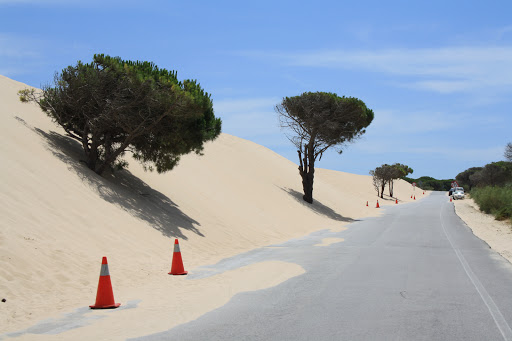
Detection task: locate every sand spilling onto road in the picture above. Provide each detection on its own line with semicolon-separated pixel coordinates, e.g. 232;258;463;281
454;198;512;263
314;238;345;247
0;74;425;339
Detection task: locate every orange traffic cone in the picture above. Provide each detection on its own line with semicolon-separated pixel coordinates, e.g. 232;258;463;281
395;199;398;204
366;201;368;207
376;200;380;208
169;239;188;275
414;195;416;200
423;191;425;195
90;257;120;309
410;195;412;199
450;197;452;202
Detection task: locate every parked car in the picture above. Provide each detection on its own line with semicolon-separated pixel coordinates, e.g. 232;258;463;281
452;187;465;200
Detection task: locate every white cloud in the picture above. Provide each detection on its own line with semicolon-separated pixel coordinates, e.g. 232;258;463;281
410;80;477;94
0;33;45;77
0;33;39;58
214;97;281;138
214;97;278;114
0;0;68;3
406;146;504;161
286;47;512;76
242;46;512;94
0;66;25;76
0;0;139;6
348;138;504;163
493;25;512;41
222;111;280;137
370;110;451;134
366;109;495;136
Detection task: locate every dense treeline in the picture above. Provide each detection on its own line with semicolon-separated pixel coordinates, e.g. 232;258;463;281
455;143;512;223
402;176;454;191
456;161;512;190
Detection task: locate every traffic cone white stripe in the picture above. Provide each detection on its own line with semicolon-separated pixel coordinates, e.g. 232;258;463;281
100;264;110;276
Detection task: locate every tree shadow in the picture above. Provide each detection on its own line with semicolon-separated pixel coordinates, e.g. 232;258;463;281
379;194;397;201
22;120;202;240
378;192;415;201
279;187;358;223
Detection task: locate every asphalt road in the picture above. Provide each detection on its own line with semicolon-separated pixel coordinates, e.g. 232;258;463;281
134;192;512;341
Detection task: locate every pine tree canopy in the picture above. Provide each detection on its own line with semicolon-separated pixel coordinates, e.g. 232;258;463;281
19;54;222;175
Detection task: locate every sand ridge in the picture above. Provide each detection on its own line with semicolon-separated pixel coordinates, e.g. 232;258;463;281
0;75;426;338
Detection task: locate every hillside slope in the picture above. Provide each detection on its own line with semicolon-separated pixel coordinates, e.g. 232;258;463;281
0;75;424;337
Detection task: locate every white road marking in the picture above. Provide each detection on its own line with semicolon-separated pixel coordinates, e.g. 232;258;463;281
440;203;512;341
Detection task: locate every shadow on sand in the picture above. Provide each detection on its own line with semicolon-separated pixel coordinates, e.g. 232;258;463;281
379;195;397;201
279;187;358;223
18;117;202;240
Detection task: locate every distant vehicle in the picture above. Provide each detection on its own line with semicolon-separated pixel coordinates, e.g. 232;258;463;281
452;187;465;200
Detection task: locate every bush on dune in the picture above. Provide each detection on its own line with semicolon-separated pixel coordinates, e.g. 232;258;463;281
471;186;512;224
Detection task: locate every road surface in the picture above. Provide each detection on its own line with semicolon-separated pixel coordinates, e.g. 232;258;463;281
134;192;512;341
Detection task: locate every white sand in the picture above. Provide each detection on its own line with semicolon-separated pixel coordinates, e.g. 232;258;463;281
0;75;426;339
314;238;345;247
454;198;512;263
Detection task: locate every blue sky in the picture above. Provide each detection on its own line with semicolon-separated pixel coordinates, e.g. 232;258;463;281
1;0;511;179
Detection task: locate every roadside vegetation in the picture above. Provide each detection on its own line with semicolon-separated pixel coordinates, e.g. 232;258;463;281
471;186;512;222
401;176;454;191
456;143;512;224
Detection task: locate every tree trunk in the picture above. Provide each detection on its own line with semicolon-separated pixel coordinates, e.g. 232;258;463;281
380;181;385;199
389;180;394;197
302;175;314;204
81;125;99;173
91;131;137;175
95;161;108;175
298;141;315;204
87;143;100;174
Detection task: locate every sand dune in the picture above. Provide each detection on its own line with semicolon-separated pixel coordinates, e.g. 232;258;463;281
454;198;512;263
0;75;424;338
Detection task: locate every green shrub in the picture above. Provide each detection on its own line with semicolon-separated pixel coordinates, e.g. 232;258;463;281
471;186;512;224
